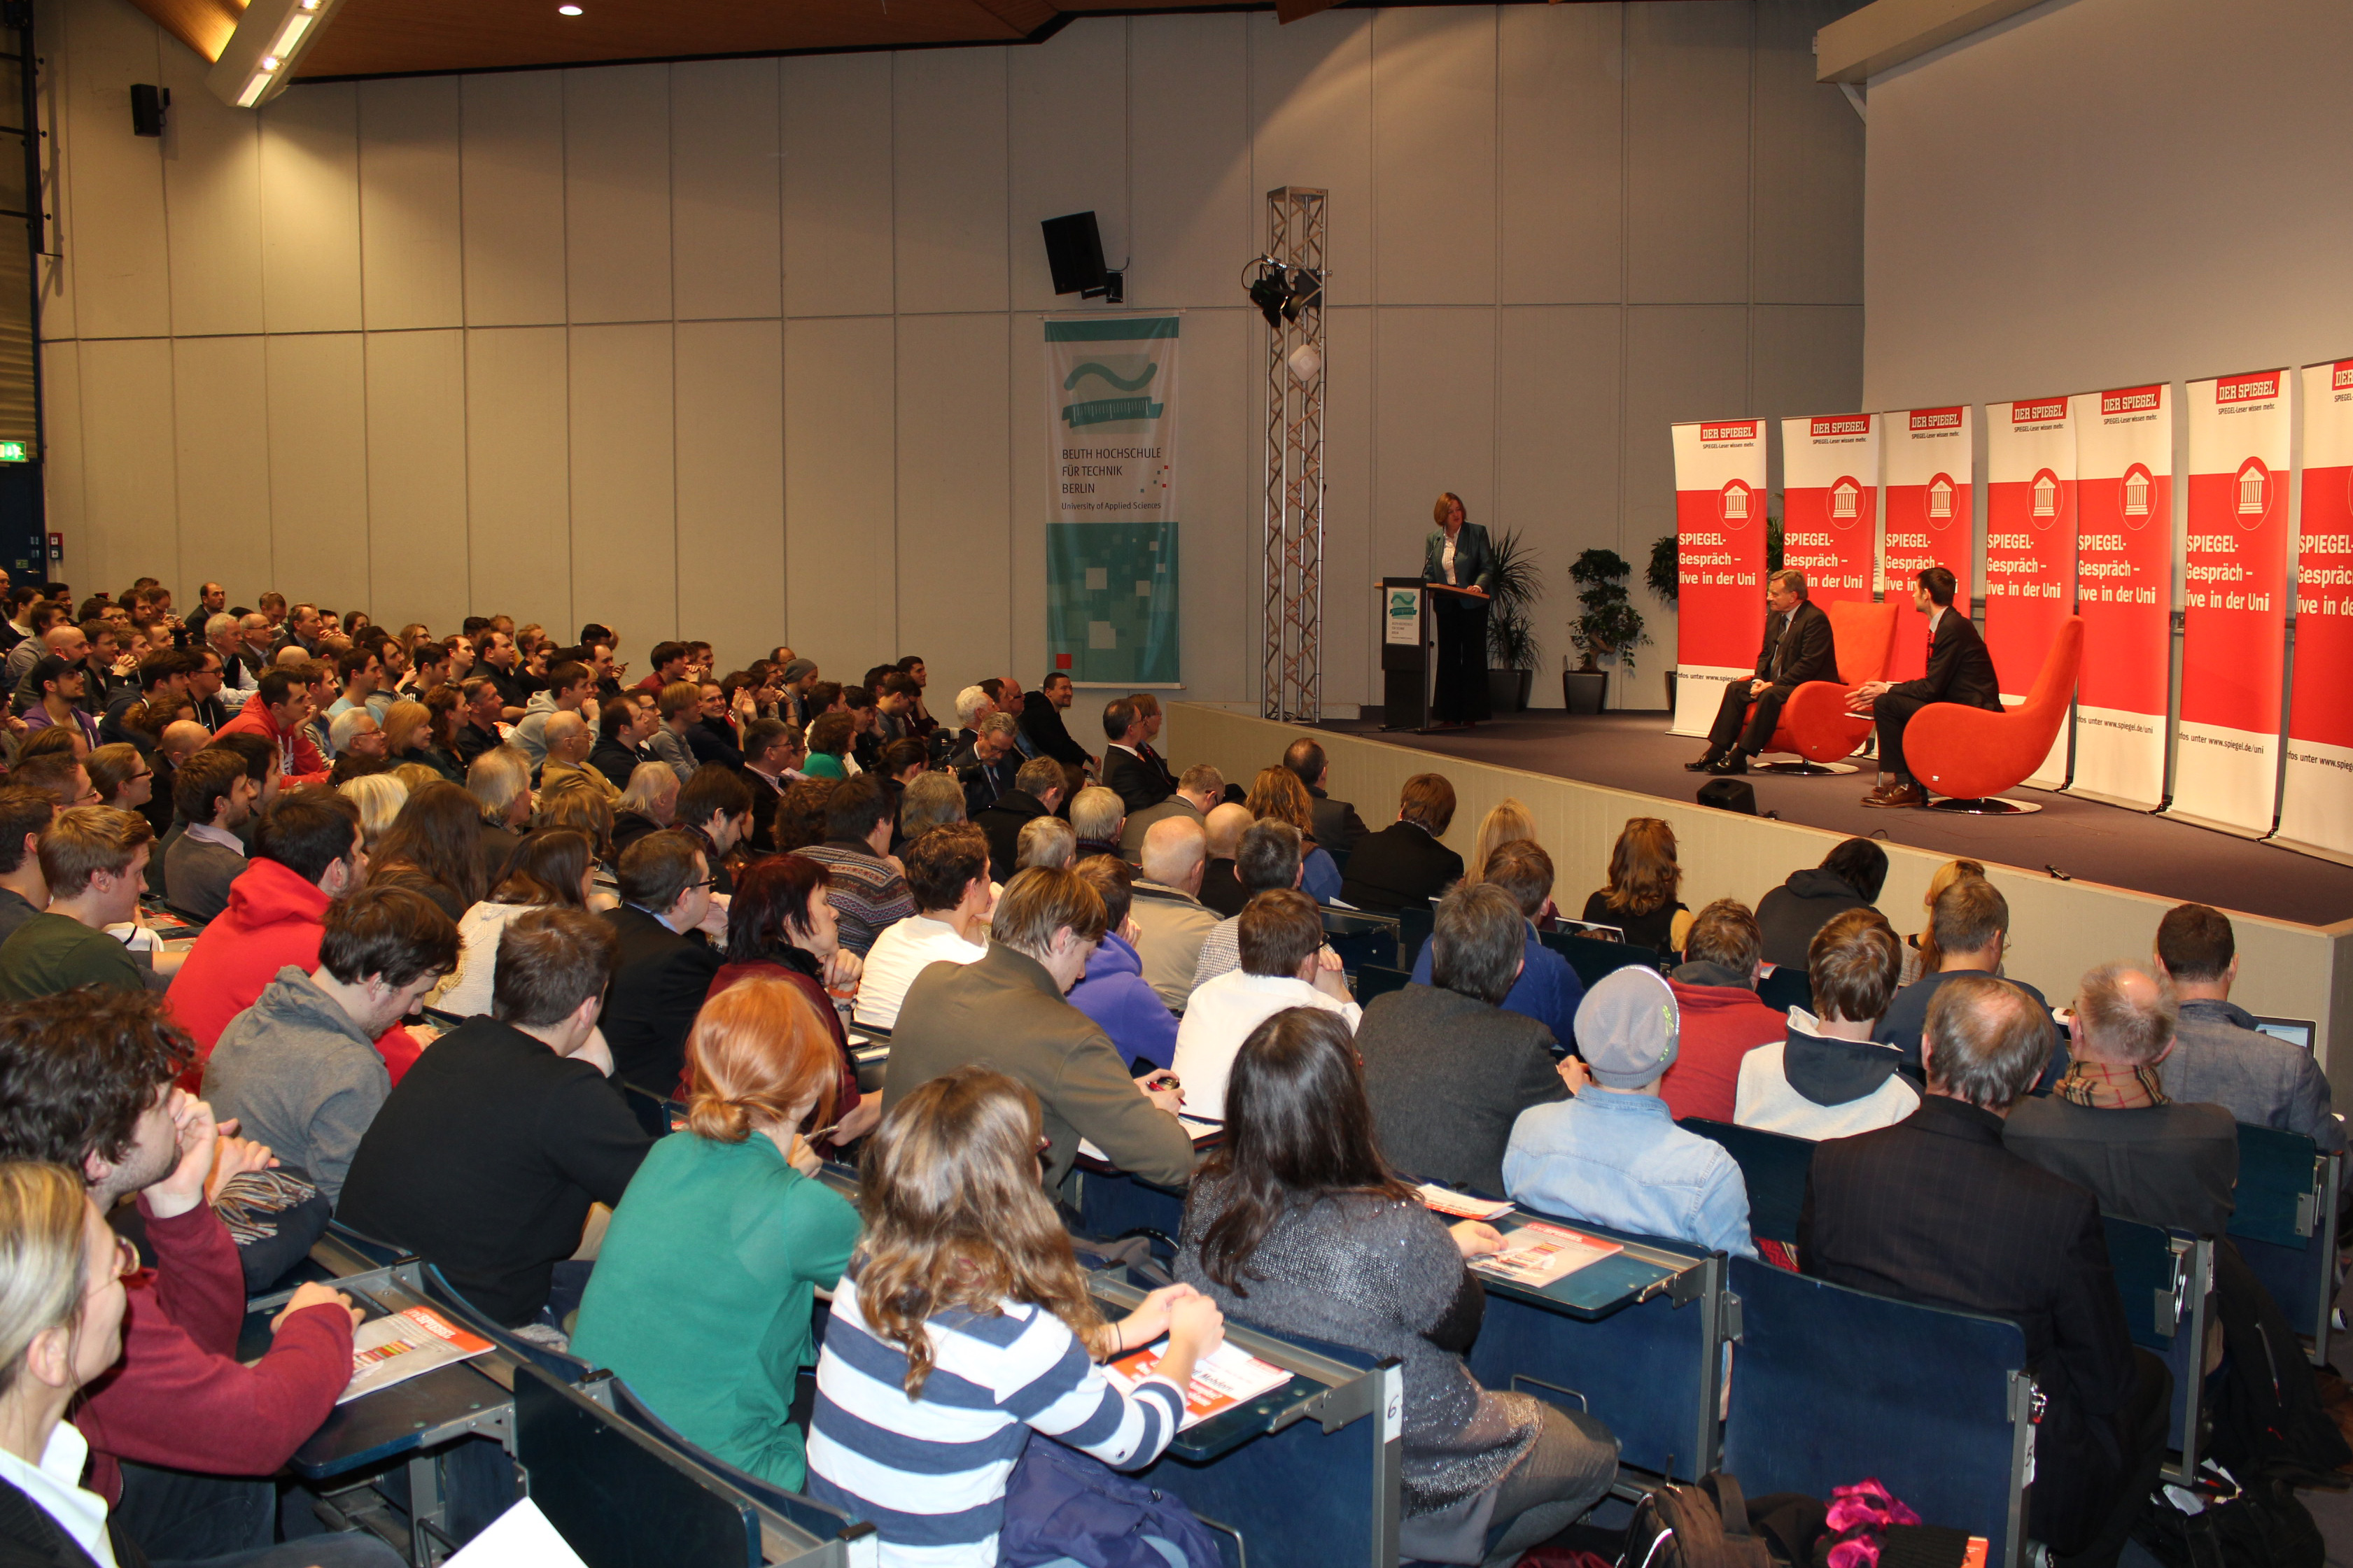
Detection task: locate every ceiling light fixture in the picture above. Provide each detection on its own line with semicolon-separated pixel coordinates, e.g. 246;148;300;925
559;5;583;13
208;0;347;110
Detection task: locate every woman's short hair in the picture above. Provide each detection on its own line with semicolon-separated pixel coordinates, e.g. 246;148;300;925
684;977;840;1144
467;745;531;824
1397;772;1456;835
656;680;702;721
1237;888;1323;978
1683;899;1761;975
339;773;409;849
724;854;833;963
1431;491;1463;527
491;905;621;1027
0;1162;97;1399
1808;907;1899;1025
1602;817;1680;919
1016;816;1076;873
1430;882;1526;1005
533;781;615;858
991;866;1107;959
902;823;990;913
808;711;856;758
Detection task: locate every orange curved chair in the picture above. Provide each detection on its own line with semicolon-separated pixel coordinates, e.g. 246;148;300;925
1908;616;2083;814
1754;600;1900;776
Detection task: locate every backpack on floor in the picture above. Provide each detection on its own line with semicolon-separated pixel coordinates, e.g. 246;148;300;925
1619;1473;1773;1568
2133;1465;2322;1568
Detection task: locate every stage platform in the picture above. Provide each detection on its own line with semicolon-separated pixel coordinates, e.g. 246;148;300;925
1167;703;2353;1082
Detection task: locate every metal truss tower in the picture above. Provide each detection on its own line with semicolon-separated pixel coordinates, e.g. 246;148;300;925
1260;186;1326;723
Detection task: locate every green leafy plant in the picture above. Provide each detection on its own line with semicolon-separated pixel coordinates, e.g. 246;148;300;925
1648;535;1679;607
1483;528;1545;671
1568;547;1649;674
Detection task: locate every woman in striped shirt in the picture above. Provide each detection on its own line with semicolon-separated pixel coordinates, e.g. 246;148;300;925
808;1066;1224;1566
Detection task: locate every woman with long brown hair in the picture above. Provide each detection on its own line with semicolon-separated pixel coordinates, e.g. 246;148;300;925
1580;816;1692;956
367;779;488;920
1244;765;1342;901
570;977;861;1492
807;1066;1223;1564
437;828;598;1018
1179;1007;1617;1566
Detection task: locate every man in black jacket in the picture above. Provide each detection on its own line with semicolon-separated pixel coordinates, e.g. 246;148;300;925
974;756;1067;887
1337;772;1464;912
1100;697;1172;814
1020;672;1092;768
1848;567;2002;807
1690;569;1840;775
596;829;722;1106
1283;737;1370;854
1800;974;2168;1562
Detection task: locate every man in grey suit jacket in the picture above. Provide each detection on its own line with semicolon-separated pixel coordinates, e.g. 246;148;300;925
883;865;1194;1190
1118;763;1221;863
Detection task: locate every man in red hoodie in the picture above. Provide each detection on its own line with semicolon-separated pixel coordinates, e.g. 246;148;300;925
213;668;328;786
0;988;360;1558
1658;898;1789;1123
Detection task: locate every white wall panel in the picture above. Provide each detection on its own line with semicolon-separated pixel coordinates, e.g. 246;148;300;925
1623;304;1747;553
671;60;782;323
76;337;176;595
171;335;273;600
675;318;785;672
1322;304;1376;709
1249;10;1374;306
894;313;1008;688
1625;1;1749;305
1751;304;1862;493
265;332;369;609
460;73;568;328
1753;0;1860;306
566;66;671;325
260;85;363;334
464;327;571;636
1174;306;1260;709
784;315;895;670
364;330;469;633
782;54;892;319
1008;24;1123;314
1370;6;1496;306
895;50;1008;316
1500;3;1624;305
358;77;465;332
62;0;169;339
157;43;263;338
1127;15;1251;312
1372;306;1496;593
1497;306;1624;701
568;322;676;642
38;342;85;547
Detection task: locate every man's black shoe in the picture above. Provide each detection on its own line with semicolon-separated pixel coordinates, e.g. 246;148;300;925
1706;753;1748;777
1684;749;1722;772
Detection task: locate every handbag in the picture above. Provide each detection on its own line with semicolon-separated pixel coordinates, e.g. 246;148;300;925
997;1433;1222;1568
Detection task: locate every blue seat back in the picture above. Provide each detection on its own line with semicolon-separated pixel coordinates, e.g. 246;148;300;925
1395;905;1434;972
2100;1215;2206;1476
2228;1124;2335;1355
1354;963;1412;1004
1319;909;1400;975
1756;965;1812;1015
421;1263;596;1384
1678;1119;1814;1245
1074;1168;1188;1254
606;1377;862;1546
1539;931;1663;989
512;1365;760;1568
1723;1257;2030;1567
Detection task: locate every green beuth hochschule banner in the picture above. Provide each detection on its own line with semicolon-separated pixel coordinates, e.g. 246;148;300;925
1045;315;1180;686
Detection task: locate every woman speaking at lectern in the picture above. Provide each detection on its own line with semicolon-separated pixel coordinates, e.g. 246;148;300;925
1422;492;1493;727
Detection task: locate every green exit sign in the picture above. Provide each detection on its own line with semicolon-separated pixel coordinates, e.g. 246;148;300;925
0;443;29;463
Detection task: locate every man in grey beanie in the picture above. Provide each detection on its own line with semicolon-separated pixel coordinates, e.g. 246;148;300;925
1502;966;1757;1258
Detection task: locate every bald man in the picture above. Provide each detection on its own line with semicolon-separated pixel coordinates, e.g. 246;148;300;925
1129;815;1216;1009
1197;800;1253;919
538;709;619;803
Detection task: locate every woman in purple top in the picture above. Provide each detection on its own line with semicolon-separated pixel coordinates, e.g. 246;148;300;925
1066;856;1179;1071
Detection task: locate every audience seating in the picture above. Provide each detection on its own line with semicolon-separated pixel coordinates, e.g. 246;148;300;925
1678;1118;1813;1248
1352;963;1411;1004
1071;1166;1188;1258
1318;906;1401;975
1538;931;1664;989
1394;902;1434;972
1754;964;1812;1015
1722;1256;2036;1568
422;1262;596;1384
1907;616;2083;814
605;1377;871;1553
2100;1216;2212;1485
2227;1124;2343;1363
1753;600;1900;777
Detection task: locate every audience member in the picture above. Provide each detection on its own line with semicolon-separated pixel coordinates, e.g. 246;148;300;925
1016;814;1076;873
797;776;916;957
1505;967;1756;1259
1874;876;2063;1084
893;769;967;847
1018;671;1091;768
468;746;532;888
0;787;48;946
1195;801;1252;917
1173;889;1358;1119
673;763;753;898
511;659;591;770
365;779;486;921
1361;882;1571;1196
536;709;615;803
1179;1008;1615;1562
808;1066;1220;1562
450;677;505;768
203;886;458;1206
1190;819;1313;989
571;976;861;1491
883;866;1191;1189
855;823;992;1031
1755;837;1887;970
1410;840;1582;1048
1736;909;1918;1139
591;693;655;791
1658;899;1786;1123
1467;797;1536;883
1099;698;1171;814
339;772;405;853
1282;737;1369;854
160;749;255;922
216;669;324;784
1120;761;1219;863
1897;857;1985;987
612;759;679;856
1799;975;2168;1563
1337;773;1463;912
802;709;855;780
437;829;599;1019
1580;817;1691;956
22;654;99;751
1068;784;1126;860
973;756;1065;886
1129;816;1218;1010
708;854;871;1149
0;807;154;999
1243;766;1342;902
1066;856;1180;1072
2153;902;2341;1150
954;712;1023;817
600;828;724;1101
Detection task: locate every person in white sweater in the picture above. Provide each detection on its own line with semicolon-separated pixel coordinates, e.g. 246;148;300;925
853;822;992;1031
1735;907;1919;1140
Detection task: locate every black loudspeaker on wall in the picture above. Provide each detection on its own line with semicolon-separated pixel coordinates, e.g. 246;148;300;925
131;84;169;138
1040;211;1123;304
1696;779;1758;816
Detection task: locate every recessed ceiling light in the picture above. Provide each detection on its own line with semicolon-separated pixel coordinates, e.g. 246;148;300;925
558;4;582;12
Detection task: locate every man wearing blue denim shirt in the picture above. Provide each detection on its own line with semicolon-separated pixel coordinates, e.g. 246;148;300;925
1503;966;1757;1259
2152;903;2343;1154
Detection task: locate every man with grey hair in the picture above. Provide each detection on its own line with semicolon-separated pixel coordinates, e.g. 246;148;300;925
957;712;1023;817
1068;784;1125;859
1130;815;1216;1008
897;770;969;845
1801;973;2168;1565
1121;761;1221;863
207;612;256;695
538;709;617;802
1690;566;1839;776
327;706;385;764
974;754;1065;886
947;684;995;758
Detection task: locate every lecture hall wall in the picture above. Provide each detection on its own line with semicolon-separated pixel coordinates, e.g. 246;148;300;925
36;0;1863;698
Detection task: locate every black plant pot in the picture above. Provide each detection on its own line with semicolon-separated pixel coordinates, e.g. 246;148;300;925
1664;667;1677;712
1563;670;1606;715
1487;668;1531;714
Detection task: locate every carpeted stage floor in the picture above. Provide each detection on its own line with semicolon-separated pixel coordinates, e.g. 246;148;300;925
1317;709;2353;929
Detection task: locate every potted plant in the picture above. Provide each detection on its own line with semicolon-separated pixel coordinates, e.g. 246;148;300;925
1648;534;1680;711
1564;547;1648;713
1482;528;1544;714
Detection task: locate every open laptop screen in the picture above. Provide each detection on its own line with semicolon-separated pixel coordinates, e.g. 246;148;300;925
2251;1015;2317;1053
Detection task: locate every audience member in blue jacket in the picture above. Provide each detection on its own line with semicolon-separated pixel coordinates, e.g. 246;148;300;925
1410;840;1582;1050
1067;856;1180;1071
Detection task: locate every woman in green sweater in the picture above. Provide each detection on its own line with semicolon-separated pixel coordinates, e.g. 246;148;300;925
570;974;860;1490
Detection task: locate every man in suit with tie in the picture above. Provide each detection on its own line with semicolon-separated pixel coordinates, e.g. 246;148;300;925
1100;697;1174;814
1687;569;1839;775
1848;567;2002;809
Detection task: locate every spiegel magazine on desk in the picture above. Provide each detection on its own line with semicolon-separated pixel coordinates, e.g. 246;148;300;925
1103;1339;1291;1431
338;1306;494;1404
1468;1223;1622;1290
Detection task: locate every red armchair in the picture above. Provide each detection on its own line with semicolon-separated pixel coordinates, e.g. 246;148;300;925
1906;616;2082;814
1755;600;1901;776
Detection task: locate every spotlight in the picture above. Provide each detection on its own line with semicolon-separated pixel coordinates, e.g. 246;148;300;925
559;6;583;13
1284;267;1321;322
1247;270;1290;331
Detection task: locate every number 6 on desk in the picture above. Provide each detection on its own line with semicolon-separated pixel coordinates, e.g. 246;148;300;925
1380;1366;1403;1444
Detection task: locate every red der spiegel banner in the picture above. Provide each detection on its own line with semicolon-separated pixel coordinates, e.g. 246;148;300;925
1882;407;1974;684
2169;370;2290;837
1669;419;1769;739
2277;360;2353;863
2067;383;2173;812
1984;397;2077;789
1778;414;1879;612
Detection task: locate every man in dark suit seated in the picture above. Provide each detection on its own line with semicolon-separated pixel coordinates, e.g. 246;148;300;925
1100;697;1173;814
1020;671;1093;769
1847;566;2002;809
1687;568;1839;776
597;828;722;1100
973;756;1067;887
1284;737;1370;855
1800;975;2170;1565
1337;772;1463;912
